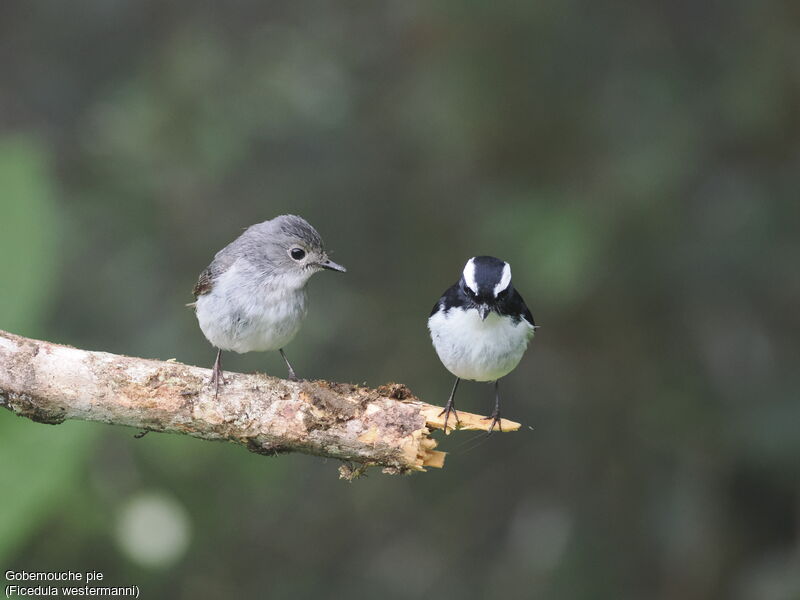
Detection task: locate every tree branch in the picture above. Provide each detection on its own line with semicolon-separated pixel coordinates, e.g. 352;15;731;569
0;330;520;476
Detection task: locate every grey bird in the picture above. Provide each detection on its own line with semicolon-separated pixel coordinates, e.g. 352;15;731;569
190;215;346;394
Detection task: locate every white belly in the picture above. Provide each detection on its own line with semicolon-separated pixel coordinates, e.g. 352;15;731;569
195;264;307;353
428;307;534;381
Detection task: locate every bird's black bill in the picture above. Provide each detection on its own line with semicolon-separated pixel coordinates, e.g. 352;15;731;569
320;259;347;273
478;305;490;320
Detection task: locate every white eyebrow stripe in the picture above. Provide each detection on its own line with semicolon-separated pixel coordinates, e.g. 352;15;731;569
463;258;478;294
493;262;512;296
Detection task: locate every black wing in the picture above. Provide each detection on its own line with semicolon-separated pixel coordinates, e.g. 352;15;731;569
498;287;535;327
430;282;466;317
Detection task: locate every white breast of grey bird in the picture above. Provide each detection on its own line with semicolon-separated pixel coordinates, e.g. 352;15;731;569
195;257;310;353
428;306;535;382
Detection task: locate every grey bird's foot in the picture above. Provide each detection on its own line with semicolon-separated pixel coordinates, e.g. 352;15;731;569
210;368;227;398
279;349;300;382
439;377;461;432
210;349;227;398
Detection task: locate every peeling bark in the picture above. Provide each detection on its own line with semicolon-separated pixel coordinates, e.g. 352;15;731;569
0;330;520;475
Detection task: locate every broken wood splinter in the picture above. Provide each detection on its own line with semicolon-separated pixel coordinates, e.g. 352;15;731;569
420;405;521;435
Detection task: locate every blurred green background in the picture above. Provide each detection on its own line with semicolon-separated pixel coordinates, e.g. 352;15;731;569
1;2;799;599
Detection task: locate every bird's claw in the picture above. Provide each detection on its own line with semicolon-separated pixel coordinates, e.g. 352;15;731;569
438;404;461;433
210;371;227;399
482;412;503;434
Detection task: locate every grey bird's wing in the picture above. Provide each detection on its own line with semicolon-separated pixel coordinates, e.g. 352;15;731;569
192;267;214;297
190;247;239;301
188;219;275;305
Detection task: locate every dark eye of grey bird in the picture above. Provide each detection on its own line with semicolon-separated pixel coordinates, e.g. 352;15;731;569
290;248;306;260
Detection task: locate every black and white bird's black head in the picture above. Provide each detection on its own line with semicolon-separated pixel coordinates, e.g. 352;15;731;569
459;256;516;321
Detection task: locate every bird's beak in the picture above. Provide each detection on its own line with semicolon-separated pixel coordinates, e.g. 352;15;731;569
319;258;347;273
478;305;490;321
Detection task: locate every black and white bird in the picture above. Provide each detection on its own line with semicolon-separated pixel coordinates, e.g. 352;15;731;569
190;215;346;395
428;256;536;432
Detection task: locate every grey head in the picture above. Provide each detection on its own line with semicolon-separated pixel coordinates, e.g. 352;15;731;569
193;215;345;297
240;214;346;273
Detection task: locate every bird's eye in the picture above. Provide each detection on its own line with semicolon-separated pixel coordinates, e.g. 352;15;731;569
290;248;306;261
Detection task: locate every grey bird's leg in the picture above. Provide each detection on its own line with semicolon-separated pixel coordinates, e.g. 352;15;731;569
210;349;225;398
483;379;503;433
279;349;299;381
439;376;461;432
